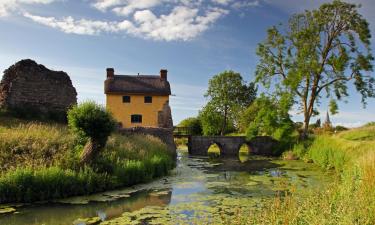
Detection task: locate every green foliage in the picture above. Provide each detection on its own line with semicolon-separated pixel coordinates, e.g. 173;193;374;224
204;70;257;135
199;103;235;136
244;95;295;147
177;117;202;135
307;135;348;171
329;99;339;115
67;101;116;146
256;0;374;136
0;167;114;203
335;125;348;132
0;117;174;203
235;125;375;225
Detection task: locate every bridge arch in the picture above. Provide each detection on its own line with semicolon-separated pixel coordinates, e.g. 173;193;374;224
207;142;224;156
188;136;279;157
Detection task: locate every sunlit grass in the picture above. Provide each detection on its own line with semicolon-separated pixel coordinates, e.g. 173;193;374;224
0;116;174;203
233;124;375;225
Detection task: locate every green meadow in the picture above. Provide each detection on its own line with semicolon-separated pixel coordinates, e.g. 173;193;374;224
0;115;174;203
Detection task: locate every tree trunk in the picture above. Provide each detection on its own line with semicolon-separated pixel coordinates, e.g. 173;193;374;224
221;106;227;136
302;115;311;140
80;138;101;165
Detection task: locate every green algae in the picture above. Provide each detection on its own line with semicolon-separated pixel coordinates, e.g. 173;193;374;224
0;207;16;215
73;216;101;225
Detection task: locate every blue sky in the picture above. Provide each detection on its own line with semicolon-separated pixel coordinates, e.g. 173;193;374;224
0;0;374;127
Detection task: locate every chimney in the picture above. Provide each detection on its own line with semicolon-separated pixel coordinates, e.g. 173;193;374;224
160;69;168;80
106;68;114;78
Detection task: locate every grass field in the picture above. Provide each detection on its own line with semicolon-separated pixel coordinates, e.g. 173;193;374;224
0;115;175;203
230;124;375;225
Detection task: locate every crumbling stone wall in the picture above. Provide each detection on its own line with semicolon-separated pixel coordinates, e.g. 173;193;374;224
158;101;173;128
0;59;77;121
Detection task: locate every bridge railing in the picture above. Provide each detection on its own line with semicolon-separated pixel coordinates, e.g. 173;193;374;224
173;126;193;136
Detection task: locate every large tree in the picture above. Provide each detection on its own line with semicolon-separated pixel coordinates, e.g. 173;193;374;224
255;0;374;138
204;70;257;135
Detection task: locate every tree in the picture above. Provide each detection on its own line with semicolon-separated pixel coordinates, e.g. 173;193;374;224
199;103;235;136
205;70;257;135
255;0;374;138
178;117;202;135
245;95;294;144
67;101;116;164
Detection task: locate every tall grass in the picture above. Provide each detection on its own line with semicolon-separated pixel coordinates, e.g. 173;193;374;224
0;117;174;203
229;125;375;225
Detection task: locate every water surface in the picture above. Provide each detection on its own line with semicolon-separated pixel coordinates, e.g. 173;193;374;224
0;151;333;225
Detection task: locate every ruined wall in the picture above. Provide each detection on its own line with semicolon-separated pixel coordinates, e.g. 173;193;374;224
158;101;173;129
119;127;177;158
0;59;77;120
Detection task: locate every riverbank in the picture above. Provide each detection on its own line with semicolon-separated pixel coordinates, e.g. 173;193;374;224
0;150;332;225
0;116;175;203
234;124;375;224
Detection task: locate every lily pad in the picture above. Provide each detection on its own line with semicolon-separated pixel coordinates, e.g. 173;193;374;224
73;216;101;225
0;207;16;215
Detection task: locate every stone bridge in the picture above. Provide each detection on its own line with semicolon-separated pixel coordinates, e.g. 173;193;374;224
187;136;279;156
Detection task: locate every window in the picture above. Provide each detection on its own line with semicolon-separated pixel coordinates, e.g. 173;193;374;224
144;96;152;103
131;114;142;123
123;96;131;103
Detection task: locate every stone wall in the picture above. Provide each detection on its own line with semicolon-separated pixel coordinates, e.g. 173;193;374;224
119;127;176;157
0;59;77;121
188;136;280;156
157;101;173;129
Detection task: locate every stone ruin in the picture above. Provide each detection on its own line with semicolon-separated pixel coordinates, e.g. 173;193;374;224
0;59;77;121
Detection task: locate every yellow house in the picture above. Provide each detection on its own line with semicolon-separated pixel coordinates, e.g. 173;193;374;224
104;68;173;128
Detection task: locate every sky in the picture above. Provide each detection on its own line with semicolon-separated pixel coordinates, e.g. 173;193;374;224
0;0;375;127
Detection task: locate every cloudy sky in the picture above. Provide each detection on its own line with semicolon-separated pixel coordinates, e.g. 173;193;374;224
0;0;374;127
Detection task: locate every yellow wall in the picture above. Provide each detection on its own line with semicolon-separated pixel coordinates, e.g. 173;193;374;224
106;94;169;128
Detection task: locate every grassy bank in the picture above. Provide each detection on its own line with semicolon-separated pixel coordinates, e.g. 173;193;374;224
0;116;175;203
231;124;375;224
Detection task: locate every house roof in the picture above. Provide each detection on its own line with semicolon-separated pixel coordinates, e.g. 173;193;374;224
104;75;171;95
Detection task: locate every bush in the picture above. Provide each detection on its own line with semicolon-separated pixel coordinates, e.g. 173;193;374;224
67;101;116;145
67;101;116;163
178;117;202;135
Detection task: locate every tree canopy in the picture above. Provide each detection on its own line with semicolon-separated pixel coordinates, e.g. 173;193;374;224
177;117;202;135
204;70;257;135
255;0;374;137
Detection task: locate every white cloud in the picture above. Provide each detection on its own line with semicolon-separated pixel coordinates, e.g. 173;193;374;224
212;0;233;5
0;0;56;17
16;0;258;41
112;0;163;16
232;0;259;9
23;12;120;35
24;5;228;41
92;0;125;12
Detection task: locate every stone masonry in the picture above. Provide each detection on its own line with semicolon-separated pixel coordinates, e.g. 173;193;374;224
188;136;279;156
0;59;77;120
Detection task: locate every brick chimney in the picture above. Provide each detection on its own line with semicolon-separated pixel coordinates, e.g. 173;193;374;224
106;68;114;79
160;69;168;80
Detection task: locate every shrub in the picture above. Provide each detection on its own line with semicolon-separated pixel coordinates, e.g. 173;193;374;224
67;101;116;163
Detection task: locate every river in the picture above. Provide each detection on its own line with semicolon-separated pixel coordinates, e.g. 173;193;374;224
0;150;333;225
